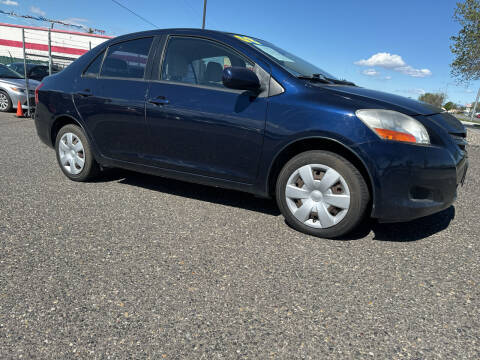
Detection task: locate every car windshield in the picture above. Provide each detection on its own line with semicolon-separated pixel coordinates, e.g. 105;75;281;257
0;64;24;79
232;34;337;79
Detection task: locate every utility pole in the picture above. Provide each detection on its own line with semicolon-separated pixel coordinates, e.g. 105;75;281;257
202;0;207;29
470;88;480;122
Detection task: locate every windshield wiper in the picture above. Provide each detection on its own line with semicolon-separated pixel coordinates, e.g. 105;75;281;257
324;77;356;86
297;74;356;86
297;73;333;84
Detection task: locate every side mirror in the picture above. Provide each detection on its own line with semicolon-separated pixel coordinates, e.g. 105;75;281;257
222;67;260;92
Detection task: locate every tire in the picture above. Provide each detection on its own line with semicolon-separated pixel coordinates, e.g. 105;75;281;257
276;150;370;239
55;124;100;182
0;90;12;112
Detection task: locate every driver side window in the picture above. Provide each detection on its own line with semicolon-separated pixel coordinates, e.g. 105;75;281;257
161;37;254;88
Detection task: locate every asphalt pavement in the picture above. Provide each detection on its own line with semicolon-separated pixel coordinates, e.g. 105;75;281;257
1;112;479;359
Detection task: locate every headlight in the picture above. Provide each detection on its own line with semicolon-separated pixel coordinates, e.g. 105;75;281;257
9;86;25;93
356;109;430;144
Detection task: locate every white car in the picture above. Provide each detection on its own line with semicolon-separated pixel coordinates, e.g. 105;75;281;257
0;64;39;112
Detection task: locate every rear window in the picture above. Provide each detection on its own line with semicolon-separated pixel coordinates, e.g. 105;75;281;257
83;51;105;77
100;37;153;79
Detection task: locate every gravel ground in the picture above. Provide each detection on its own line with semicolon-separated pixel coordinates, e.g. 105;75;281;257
0;113;479;359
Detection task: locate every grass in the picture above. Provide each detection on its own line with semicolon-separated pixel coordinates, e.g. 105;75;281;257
455;114;480;124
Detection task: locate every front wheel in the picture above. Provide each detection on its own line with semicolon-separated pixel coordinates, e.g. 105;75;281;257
55;124;100;182
0;91;12;112
276;151;370;239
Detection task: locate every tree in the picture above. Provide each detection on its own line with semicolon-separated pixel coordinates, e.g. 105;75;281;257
451;0;480;82
444;101;457;111
418;93;446;108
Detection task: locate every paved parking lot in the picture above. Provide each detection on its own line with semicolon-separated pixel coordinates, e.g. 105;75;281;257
1;111;479;359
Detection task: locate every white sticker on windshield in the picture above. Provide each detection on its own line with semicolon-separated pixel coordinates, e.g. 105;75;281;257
255;45;294;62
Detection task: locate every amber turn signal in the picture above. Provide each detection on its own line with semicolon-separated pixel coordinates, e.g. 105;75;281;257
373;128;417;143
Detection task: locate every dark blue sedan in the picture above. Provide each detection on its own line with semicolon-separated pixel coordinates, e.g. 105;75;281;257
34;29;468;238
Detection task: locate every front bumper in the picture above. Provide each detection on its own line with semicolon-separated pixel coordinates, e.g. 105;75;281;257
9;90;35;110
356;140;468;222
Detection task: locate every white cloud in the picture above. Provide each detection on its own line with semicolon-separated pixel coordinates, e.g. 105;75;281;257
361;68;391;80
401;88;426;96
355;52;432;78
62;17;89;26
393;89;426;99
395;66;432;78
30;6;46;16
1;0;19;5
61;17;89;29
355;52;406;68
362;69;379;76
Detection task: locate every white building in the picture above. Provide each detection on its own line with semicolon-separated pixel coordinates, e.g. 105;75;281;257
0;22;112;67
465;103;472;115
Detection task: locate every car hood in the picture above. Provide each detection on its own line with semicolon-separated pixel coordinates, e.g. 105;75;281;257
0;78;40;90
315;84;465;134
319;84;442;116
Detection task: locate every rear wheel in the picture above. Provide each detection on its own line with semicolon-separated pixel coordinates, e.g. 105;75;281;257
0;91;12;112
55;124;100;181
276;150;369;238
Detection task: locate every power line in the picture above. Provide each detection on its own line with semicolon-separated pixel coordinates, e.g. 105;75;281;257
110;0;159;29
181;0;202;24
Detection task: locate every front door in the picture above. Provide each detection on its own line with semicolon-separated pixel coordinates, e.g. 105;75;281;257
145;36;268;183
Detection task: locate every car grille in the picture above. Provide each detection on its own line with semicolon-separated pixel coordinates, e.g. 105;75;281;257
449;131;467;152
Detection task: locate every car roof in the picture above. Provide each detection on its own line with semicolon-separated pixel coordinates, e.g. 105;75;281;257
110;28;253;42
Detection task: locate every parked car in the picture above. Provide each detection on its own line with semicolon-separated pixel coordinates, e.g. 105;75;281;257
6;62;60;81
0;64;39;112
34;29;468;238
476;113;480;119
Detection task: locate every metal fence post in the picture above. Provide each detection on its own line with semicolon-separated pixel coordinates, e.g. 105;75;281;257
470;88;480;122
22;28;30;117
48;29;52;76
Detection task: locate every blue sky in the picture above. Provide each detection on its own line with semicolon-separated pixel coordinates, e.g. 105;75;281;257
1;0;478;105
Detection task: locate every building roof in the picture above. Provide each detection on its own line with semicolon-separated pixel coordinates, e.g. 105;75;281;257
0;22;113;39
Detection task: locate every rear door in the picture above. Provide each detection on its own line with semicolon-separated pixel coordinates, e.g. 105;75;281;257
74;37;154;163
145;36;269;183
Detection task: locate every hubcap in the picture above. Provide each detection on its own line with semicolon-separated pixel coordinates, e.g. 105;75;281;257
285;164;351;229
0;93;8;110
58;132;85;175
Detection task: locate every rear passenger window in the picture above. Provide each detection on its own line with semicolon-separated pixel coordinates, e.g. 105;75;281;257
100;37;153;79
83;51;105;77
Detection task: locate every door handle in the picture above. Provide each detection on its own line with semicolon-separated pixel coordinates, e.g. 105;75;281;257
148;96;169;106
76;89;92;97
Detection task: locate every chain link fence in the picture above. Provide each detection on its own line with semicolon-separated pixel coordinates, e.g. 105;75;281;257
0;23;110;116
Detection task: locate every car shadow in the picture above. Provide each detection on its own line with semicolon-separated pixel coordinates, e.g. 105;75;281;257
95;169;455;241
340;206;455;242
97;169;281;216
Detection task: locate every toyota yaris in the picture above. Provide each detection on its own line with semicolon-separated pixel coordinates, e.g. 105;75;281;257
34;29;468;238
